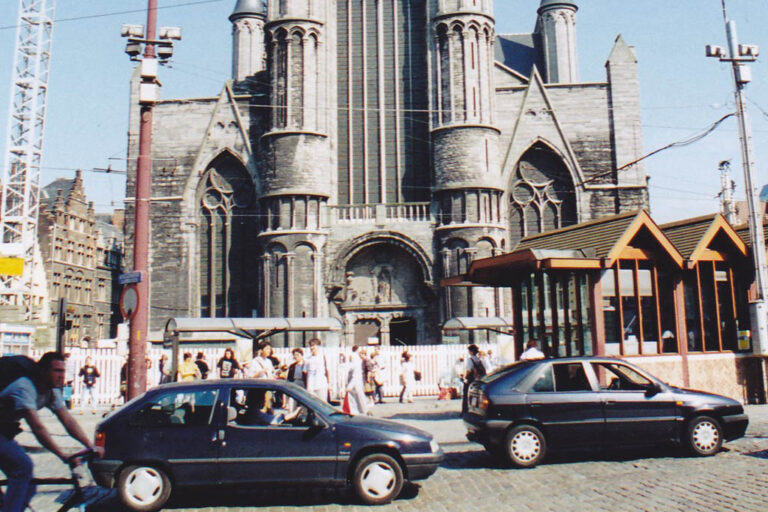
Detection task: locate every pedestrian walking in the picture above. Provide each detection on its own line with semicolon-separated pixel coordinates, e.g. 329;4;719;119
345;346;368;415
195;352;210;380
399;351;415;403
462;344;487;414
78;356;100;413
370;349;385;404
305;338;331;402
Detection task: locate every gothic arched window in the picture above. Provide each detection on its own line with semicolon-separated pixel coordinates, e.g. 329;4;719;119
198;153;256;317
509;143;577;247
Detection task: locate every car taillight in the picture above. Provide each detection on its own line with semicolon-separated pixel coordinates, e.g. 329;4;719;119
478;392;491;411
95;431;105;450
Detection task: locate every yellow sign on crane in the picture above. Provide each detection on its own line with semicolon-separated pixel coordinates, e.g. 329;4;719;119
0;257;24;276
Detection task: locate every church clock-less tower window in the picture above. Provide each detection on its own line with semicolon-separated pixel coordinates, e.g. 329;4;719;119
198;153;257;318
509;143;577;247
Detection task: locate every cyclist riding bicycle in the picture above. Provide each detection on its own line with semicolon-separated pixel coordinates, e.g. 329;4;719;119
0;352;99;512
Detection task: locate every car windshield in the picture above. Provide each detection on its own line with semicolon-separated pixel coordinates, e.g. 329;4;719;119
482;361;537;387
280;382;343;417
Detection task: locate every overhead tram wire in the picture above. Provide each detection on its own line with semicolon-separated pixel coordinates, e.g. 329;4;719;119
576;112;737;187
0;0;227;31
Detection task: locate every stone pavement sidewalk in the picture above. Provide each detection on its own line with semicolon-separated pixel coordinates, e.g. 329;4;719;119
13;399;768;511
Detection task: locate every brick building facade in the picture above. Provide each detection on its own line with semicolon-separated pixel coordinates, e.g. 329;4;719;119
38;171;123;345
126;0;649;345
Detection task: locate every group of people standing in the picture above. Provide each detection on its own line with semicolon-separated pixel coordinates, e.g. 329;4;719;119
133;342;423;415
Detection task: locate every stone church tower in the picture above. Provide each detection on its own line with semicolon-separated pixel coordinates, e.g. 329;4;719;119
125;0;648;346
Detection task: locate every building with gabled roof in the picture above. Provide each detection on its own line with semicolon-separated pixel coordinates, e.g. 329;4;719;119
445;210;765;403
37;171;124;347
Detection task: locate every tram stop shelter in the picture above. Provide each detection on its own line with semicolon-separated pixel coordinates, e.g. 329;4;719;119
163;317;343;377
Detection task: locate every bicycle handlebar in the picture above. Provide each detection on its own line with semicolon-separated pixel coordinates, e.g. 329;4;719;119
65;447;97;466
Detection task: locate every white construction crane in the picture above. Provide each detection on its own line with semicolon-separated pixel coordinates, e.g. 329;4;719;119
0;0;56;319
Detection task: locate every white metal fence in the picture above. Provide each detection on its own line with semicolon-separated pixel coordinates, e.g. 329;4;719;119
32;344;496;407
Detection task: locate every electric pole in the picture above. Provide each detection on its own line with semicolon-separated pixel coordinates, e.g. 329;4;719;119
707;6;768;355
121;1;181;398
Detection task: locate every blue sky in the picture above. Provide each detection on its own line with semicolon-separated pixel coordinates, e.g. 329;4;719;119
1;0;767;223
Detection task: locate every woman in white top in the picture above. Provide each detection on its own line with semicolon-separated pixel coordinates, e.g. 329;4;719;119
399;351;415;403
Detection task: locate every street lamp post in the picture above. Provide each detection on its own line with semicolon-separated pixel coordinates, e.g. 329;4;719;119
121;1;181;399
707;17;768;355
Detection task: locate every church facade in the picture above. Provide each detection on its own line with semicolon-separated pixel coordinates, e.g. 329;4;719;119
125;0;648;345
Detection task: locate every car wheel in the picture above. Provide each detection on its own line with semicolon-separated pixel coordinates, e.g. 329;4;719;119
352;453;404;505
686;416;723;456
506;424;546;468
117;464;172;512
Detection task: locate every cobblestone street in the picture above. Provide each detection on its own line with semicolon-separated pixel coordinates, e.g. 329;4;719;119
22;401;768;511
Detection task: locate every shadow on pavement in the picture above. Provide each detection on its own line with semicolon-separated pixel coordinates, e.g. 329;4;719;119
441;445;697;470
87;483;421;511
743;449;768;459
386;411;460;421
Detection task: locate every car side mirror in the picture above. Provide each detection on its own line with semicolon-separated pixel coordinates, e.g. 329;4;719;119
645;382;662;396
308;411;325;429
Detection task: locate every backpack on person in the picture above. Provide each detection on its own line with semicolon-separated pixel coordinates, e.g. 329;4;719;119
0;356;39;439
468;356;486;382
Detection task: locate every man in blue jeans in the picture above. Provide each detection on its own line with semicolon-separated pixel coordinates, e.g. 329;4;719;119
0;352;96;512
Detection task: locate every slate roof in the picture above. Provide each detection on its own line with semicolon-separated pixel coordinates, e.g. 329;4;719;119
495;33;542;78
40;178;75;208
515;210;641;258
660;214;719;259
734;221;768;248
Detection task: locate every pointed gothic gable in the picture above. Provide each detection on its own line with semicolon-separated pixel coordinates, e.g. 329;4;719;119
606;34;637;66
501;68;584;186
515;210;684;268
190;82;253;180
662;214;747;263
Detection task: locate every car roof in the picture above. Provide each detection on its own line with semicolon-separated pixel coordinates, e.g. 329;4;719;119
531;356;629;364
148;379;295;393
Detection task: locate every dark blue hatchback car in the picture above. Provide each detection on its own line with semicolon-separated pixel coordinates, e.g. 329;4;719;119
91;380;442;511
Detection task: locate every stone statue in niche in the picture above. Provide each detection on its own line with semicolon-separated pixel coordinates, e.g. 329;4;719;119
373;265;393;304
345;272;358;305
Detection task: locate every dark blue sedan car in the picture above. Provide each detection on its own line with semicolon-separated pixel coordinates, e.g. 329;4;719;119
464;357;748;468
91;380;443;511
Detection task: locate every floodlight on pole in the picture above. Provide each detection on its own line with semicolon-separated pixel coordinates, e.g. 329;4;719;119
707;13;768;356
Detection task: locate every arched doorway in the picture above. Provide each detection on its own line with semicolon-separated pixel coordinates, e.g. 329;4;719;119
335;239;434;345
390;317;417;346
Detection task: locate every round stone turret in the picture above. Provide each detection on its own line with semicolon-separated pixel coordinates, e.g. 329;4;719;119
538;0;579;83
230;0;265;21
230;0;266;81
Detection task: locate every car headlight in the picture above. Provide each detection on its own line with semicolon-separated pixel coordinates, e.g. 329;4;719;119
430;439;440;453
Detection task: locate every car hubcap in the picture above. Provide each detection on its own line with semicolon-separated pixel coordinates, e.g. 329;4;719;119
360;462;396;498
511;431;540;462
692;421;719;452
124;467;163;506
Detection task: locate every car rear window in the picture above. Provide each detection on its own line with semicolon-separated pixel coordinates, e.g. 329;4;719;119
130;389;218;427
483;361;537;388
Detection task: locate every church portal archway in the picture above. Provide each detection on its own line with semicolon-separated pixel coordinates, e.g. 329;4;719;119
336;240;435;345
